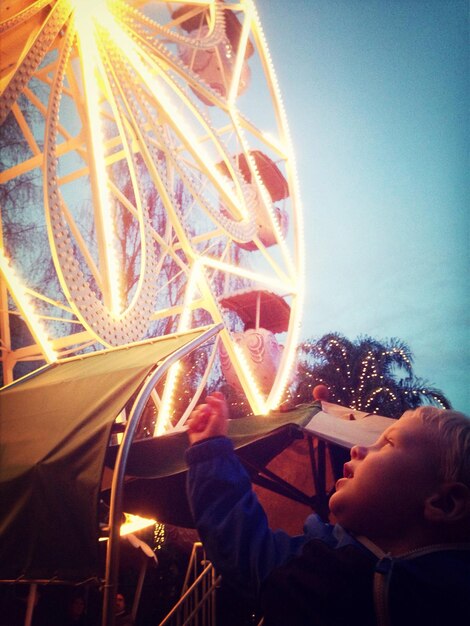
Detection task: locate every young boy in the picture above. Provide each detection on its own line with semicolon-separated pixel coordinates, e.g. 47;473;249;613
185;392;470;625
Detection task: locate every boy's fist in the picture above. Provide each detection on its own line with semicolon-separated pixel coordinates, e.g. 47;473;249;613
187;391;229;444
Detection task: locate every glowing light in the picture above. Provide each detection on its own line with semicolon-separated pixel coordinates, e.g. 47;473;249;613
99;513;156;541
0;251;57;363
202;256;294;293
232;342;268;414
266;320;300;410
153;521;166;551
72;0;123;315
154;360;182;436
227;2;253;104
120;513;156;536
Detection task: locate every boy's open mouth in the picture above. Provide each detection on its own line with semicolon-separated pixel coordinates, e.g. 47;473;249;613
343;463;354;479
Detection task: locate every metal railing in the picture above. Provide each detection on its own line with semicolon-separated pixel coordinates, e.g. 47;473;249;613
159;542;220;626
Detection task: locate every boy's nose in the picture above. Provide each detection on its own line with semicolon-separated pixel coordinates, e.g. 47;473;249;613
350;444;368;460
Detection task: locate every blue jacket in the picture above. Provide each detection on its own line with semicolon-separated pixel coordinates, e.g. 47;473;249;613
186;437;470;625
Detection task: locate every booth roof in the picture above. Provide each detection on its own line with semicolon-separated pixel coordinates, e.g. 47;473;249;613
0;328;215;582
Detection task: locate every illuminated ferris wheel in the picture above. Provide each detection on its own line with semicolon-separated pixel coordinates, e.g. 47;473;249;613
0;0;304;430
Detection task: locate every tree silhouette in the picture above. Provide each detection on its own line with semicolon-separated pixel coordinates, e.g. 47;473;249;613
291;333;450;418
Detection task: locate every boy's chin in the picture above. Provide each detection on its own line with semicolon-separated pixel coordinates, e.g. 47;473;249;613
328;490;345;519
328;489;357;529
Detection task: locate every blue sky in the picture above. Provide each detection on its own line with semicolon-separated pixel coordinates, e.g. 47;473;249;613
256;0;469;412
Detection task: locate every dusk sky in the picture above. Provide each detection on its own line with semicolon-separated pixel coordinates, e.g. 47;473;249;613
256;0;469;412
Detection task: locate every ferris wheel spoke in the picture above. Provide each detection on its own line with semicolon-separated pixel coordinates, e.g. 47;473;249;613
9;104;39;155
57;197;104;292
227;4;254;104
109;26;254;221
102;54;258;247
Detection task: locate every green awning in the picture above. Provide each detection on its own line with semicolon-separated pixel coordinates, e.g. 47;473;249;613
0;327;215;582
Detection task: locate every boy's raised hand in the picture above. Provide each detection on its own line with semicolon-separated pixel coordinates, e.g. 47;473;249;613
187;391;229;445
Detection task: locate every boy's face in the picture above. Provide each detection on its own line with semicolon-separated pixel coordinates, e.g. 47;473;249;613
329;412;439;542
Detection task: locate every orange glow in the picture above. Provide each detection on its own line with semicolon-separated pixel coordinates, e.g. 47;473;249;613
233;341;268;414
0;251;57;363
99;513;156;541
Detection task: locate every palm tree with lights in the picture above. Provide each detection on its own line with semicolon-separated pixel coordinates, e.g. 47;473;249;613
292;333;450;418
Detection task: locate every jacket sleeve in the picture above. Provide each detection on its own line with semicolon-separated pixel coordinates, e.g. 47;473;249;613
185;436;308;596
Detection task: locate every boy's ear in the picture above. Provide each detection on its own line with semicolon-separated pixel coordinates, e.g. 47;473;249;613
424;482;470;523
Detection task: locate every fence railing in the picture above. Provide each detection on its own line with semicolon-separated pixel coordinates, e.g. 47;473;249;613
159;542;220;626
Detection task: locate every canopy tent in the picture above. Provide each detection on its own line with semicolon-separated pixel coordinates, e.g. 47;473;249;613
0;326;222;582
0;326;318;584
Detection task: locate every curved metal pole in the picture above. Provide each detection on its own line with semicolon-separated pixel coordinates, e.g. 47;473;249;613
102;324;223;626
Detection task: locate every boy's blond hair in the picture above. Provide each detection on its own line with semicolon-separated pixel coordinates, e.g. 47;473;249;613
407;406;470;487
